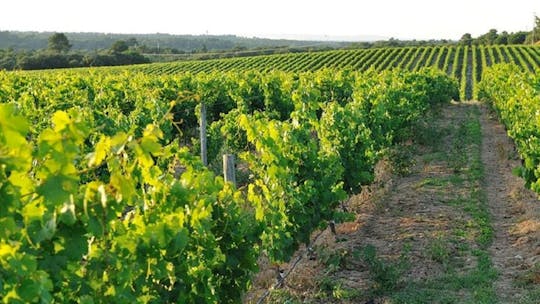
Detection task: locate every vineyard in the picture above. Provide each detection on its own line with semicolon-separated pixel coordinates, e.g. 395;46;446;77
0;69;459;302
115;45;540;100
1;39;540;302
479;64;540;192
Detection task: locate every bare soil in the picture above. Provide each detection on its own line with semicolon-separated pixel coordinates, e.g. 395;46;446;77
480;104;540;303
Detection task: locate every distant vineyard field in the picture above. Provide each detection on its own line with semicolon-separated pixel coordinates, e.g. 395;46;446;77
116;45;540;100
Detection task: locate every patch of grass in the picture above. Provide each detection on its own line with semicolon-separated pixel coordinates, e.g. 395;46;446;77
465;117;483;182
467;183;492;245
389;145;417;176
266;290;301;304
518;287;540;304
316;247;351;274
457;191;493;247
413;115;447;150
416;177;445;188
444;106;493;247
444;196;468;206
428;237;451;265
389;255;497;304
461;110;493;247
416;175;465;188
448;174;466;185
317;277;362;300
390;287;461;304
452;227;472;240
359;244;410;295
332;210;356;224
422;151;448;163
311;247;364;301
448;122;469;173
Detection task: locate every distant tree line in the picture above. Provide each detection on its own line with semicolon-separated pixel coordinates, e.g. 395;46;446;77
459;17;540;46
0;33;149;71
459;30;530;46
0;31;347;53
0;32;344;70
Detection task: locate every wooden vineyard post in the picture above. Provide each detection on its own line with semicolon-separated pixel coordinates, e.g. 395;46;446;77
223;154;236;187
200;102;207;166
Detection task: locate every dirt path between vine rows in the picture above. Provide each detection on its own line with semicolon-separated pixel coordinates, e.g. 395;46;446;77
480;104;540;303
245;102;540;303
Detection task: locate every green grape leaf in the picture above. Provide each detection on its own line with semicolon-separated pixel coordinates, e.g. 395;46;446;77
37;175;77;207
51;111;71;132
0;242;17;259
110;173;136;203
80;295;95;304
88;136;111;167
58;200;77;225
171;228;189;253
8;171;34;197
140;137;161;154
0;105;28;133
110;132;129;154
87;216;103;237
18;279;39;302
22;202;45;222
26;217;56;244
0;104;29;147
0;218;17;239
61;233;88;260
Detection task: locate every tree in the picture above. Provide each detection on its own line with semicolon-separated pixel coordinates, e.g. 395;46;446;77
534;15;540;41
125;38;139;48
526;15;540;44
459;33;472;46
508;32;527;44
494;31;509;45
111;40;129;53
48;33;71;53
481;29;498;45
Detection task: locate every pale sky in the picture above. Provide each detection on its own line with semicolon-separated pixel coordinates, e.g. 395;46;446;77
1;0;539;41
